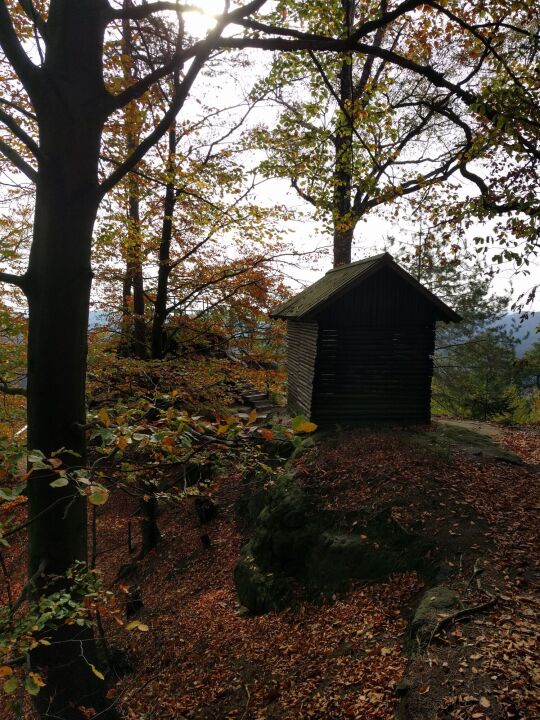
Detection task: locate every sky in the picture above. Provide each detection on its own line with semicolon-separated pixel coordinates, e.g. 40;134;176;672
174;1;538;310
0;0;537;315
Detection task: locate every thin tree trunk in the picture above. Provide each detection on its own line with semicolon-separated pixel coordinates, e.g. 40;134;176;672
151;123;177;359
332;1;355;267
121;1;147;359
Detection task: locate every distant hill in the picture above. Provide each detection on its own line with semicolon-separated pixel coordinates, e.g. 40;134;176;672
499;312;539;355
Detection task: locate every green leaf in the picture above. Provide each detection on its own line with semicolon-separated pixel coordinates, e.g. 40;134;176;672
3;676;18;694
0;483;25;500
25;676;42;696
89;490;109;506
291;415;306;431
27;450;45;463
50;477;69;488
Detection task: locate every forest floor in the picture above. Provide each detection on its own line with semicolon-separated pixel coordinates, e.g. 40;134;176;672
1;420;539;720
97;422;539;720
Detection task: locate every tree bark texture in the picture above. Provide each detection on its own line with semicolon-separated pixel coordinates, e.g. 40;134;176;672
23;2;119;717
151;123;177;359
332;0;355;267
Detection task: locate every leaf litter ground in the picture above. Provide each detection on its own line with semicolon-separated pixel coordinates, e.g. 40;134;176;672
1;423;538;719
102;424;539;719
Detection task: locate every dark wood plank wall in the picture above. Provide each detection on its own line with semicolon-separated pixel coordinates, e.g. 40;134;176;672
286;321;318;416
311;267;437;424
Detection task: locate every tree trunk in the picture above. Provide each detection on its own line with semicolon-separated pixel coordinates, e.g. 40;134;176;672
151;124;177;359
23;3;119;716
333;226;354;266
129;190;147;359
120;3;147;359
332;1;355;267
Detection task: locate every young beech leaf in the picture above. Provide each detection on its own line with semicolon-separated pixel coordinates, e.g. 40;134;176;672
88;489;109;505
3;676;18;694
50;477;69;488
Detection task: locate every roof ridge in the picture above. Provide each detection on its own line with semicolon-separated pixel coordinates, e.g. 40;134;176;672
324;252;391;275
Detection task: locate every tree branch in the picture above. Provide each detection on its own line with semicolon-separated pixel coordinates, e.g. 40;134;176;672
0;0;42;100
108;2;202;20
108;0;267;112
216;36;539;161
0;138;37;182
0;377;27;397
0;107;41;157
0;271;27;289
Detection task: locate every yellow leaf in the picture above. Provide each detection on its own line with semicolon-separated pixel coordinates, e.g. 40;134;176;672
90;664;104;681
295;421;318;434
117;435;128;451
28;672;45;688
248;408;257;424
216;424;229;435
126;620;141;631
98;409;111;427
137;623;149;632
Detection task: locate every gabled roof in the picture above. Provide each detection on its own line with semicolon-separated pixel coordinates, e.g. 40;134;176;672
270;252;461;323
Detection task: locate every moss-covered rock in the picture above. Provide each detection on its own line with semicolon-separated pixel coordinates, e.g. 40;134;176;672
411;585;460;640
234;542;292;614
235;477;430;614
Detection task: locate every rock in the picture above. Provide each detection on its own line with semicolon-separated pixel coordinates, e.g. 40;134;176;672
262;438;296;459
412;585;460;638
234;477;430;614
194;496;218;525
396;677;411;696
234;543;292;614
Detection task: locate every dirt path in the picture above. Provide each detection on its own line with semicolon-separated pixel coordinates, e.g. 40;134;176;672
435;417;505;441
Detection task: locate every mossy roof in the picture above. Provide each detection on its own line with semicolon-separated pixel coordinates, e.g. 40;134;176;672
270;252;461;323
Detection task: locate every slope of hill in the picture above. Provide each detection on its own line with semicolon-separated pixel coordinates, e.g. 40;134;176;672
499;312;539;354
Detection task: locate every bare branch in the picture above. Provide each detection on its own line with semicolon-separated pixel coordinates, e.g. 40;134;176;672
108;0;267;112
109;2;202;21
0;138;37;182
0;271;27;289
0;107;40;157
0;377;27;397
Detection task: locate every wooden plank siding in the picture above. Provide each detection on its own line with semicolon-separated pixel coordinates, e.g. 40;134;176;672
280;262;458;425
312;325;435;423
311;267;438;424
286;321;318;417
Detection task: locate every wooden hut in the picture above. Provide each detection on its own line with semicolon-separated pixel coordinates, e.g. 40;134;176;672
270;252;461;424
